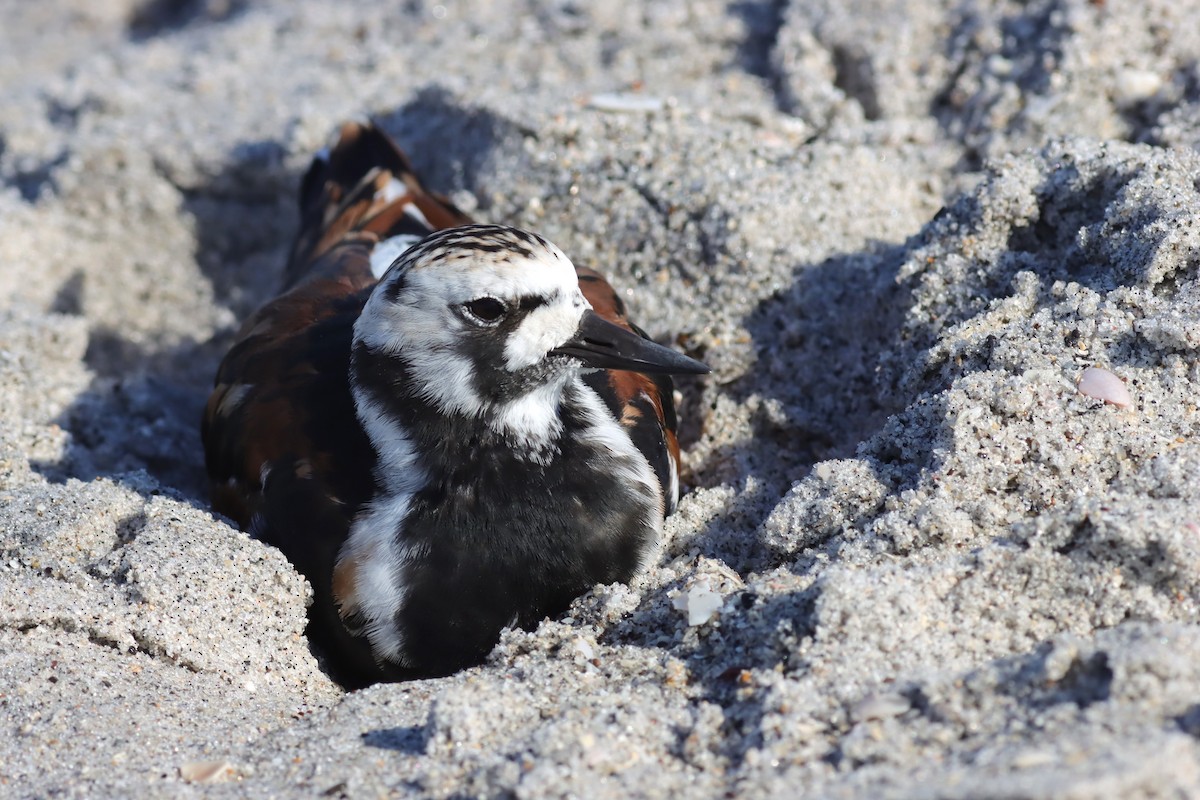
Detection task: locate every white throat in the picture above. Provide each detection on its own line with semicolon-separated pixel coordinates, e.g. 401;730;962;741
489;371;575;459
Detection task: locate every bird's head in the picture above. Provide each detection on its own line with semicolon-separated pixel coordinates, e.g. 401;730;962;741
353;225;706;433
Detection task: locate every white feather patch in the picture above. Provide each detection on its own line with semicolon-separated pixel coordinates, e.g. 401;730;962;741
503;293;588;371
573;381;664;569
379;177;406;204
492;376;570;459
339;391;430;666
401;200;431;228
574;383;660;500
342;496;426;666
352;394;428;494
369;234;424;279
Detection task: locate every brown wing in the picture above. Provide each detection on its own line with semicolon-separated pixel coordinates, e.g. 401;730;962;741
575;267;683;515
203;120;474;531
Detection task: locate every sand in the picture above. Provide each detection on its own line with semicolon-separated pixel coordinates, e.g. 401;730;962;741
2;0;1200;796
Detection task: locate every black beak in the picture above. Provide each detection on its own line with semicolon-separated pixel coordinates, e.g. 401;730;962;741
551;310;709;375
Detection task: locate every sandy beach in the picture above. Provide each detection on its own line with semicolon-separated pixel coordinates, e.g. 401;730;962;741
3;0;1200;796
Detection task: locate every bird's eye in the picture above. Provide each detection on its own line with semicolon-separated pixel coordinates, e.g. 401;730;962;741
463;297;507;323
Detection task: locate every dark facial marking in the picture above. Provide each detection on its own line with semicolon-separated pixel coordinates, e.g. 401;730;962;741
518;293;551;312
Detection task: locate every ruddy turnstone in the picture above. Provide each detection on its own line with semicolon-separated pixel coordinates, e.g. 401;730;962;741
202;121;707;686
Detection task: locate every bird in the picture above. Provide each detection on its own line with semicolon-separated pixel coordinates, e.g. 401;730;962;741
201;120;708;687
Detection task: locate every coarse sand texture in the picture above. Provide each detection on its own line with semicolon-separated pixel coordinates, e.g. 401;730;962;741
2;0;1200;797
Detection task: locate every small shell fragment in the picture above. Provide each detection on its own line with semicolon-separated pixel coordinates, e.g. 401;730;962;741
850;692;911;722
1113;69;1163;107
1077;366;1132;408
587;93;665;113
180;760;238;783
672;579;723;626
573;637;596;661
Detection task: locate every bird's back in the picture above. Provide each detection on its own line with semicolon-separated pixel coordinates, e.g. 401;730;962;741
204;121;472;530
